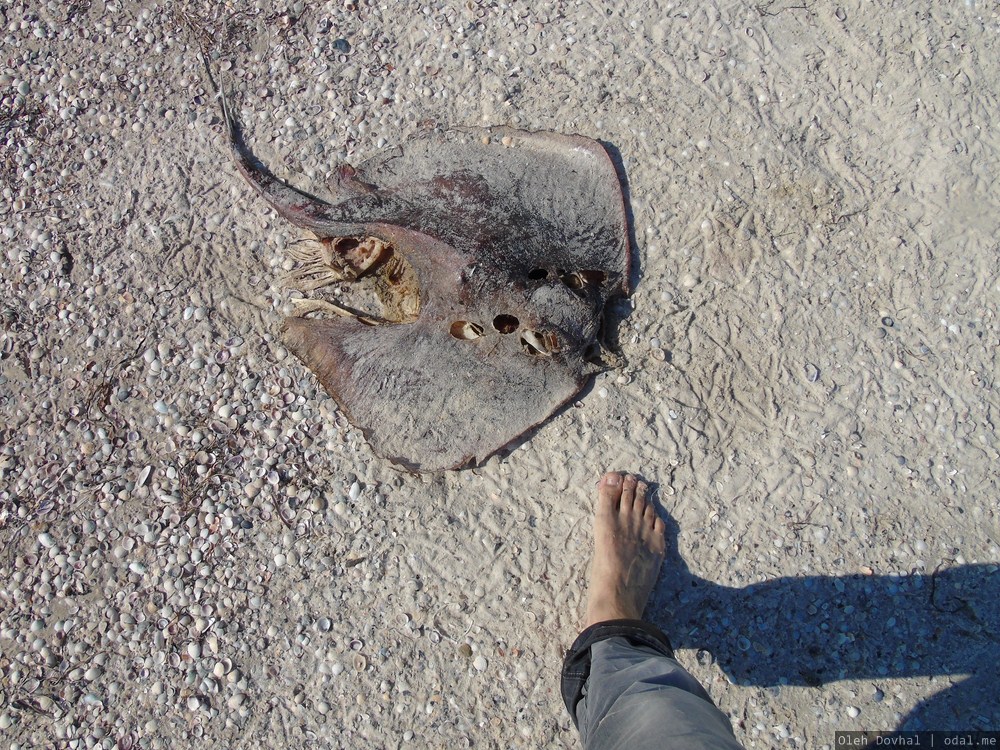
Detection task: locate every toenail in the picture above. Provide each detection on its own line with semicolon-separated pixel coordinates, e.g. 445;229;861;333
604;473;621;486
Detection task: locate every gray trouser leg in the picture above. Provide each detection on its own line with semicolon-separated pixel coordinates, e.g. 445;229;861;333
576;636;744;750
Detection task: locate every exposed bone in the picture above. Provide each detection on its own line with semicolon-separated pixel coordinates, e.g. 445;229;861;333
283;241;348;290
283;236;392;291
290;297;380;326
371;254;421;324
283;265;346;291
332;236;391;277
543;331;562;354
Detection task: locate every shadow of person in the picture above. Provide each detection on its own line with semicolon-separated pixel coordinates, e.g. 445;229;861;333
646;511;1000;730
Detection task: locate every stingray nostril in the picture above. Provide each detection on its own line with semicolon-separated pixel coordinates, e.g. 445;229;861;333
492;314;519;334
527;268;548;280
449;321;484;340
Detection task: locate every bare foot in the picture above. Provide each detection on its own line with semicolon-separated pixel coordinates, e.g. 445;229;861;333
584;472;667;627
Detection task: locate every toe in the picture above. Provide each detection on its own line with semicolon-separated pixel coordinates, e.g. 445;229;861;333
597;472;623;514
628;481;649;524
634;481;649;511
619;475;637;515
651;516;667;552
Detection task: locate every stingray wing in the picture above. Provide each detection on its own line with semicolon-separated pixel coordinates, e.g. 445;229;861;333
283;312;583;472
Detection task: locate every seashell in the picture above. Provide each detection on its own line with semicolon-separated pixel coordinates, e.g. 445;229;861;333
213;659;232;678
352;653;367;671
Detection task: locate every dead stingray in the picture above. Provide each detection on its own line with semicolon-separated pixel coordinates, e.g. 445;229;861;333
216;90;630;472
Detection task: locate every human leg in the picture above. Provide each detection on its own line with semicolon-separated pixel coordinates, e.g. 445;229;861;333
561;473;744;750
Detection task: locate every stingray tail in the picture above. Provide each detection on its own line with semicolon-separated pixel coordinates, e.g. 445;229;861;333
184;20;339;232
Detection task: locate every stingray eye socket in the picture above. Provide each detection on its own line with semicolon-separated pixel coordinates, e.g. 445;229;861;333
450;321;484;340
492;314;519;334
527;268;548;280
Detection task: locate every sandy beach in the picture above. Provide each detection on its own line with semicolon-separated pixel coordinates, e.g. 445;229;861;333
2;0;999;747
